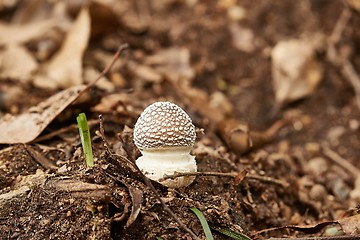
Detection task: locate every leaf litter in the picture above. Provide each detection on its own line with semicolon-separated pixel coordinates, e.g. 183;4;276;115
1;1;360;239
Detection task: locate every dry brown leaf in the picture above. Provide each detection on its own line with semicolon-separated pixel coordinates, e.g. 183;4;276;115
34;7;90;89
0;44;127;144
229;23;255;53
218;118;285;155
338;214;360;235
0;19;57;46
350;176;360;200
125;186;143;227
271;36;324;107
347;0;360;12
0;85;85;144
92;93;130;113
144;47;194;82
0;44;38;82
130;63;162;83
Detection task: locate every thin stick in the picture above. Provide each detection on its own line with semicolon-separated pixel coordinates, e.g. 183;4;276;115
247;174;289;188
160;171;289;188
328;8;351;45
342;59;360;110
141;176;201;240
82;43;128;92
327;8;360;111
23;144;58;171
322;144;360;178
98;114;113;154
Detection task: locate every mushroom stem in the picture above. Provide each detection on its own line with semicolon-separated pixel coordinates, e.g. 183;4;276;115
136;148;197;188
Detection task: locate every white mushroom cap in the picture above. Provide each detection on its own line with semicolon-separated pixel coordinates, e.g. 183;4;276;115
133;101;197;188
134;101;196;150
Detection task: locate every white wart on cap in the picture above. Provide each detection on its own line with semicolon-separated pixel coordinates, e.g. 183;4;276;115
134;101;197;188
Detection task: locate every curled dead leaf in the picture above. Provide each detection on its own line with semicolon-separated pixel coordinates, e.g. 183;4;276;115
0;44;38;82
144;47;194;83
34;7;90;89
271;36;324;108
0;85;85;144
217;118;286;155
0;19;57;45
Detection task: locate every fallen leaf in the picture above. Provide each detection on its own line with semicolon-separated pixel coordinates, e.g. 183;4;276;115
0;85;85;144
125;185;143;227
34;7;90;89
338;214;360;235
271;36;324;107
217;118;285;155
144;47;194;82
129;63;162;83
229;23;255;53
0;19;57;45
347;0;360;12
0;44;127;144
0;44;38;82
350;176;360;200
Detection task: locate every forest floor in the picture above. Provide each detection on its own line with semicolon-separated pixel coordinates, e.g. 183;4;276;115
1;0;360;239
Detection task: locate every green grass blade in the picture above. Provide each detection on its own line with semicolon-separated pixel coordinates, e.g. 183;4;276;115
190;207;214;240
211;226;253;240
155;237;164;240
76;113;94;167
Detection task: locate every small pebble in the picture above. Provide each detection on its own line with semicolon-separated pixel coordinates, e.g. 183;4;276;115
309;184;327;201
331;178;350;201
326;126;346;146
227;6;247;21
305;142;320;155
349;119;359;130
307;157;328;175
57;165;68;173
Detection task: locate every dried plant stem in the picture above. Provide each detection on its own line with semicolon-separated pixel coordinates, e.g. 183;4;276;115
342;59;360;110
160;171;289;188
83;43;128;92
328;8;351;45
23;144;58;171
327;8;360;111
141;176;201;240
322;144;360;178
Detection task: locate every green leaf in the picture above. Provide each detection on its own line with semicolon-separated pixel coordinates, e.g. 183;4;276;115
211;226;253;240
155;237;164;240
190;207;214;240
76;113;94;167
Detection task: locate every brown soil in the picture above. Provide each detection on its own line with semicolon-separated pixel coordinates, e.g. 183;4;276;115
1;0;360;239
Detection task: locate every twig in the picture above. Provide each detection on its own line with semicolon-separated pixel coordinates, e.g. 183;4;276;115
83;43;128;92
160;171;289;188
327;8;360;111
322;144;360;178
140;175;201;240
328;8;351;46
247;174;289;188
23;144;58;171
342;59;360;110
98;114;113;154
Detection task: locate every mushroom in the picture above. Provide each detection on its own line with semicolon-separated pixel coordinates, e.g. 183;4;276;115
133;101;197;188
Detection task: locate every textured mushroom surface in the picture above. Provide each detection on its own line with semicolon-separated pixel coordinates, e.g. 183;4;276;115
134;102;196;150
